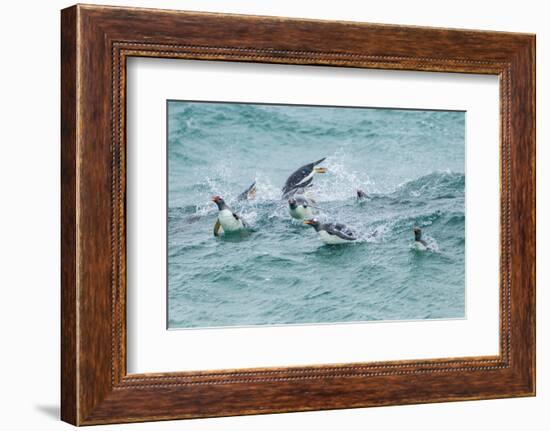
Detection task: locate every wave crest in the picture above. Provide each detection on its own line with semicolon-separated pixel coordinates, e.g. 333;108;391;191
393;171;465;200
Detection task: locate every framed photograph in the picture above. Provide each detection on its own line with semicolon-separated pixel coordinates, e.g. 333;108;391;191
61;4;535;425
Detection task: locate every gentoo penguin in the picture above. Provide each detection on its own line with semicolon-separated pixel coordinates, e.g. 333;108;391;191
413;226;429;251
211;196;247;236
356;189;368;200
304;219;357;245
282;158;327;198
288;195;314;220
237;181;257;201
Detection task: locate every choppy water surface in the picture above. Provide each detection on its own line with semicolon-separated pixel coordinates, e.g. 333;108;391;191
168;101;465;329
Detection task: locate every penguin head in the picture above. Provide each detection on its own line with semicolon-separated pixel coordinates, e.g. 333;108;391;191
312;157;327;174
288;198;297;210
304;219;321;230
357;189;368;199
211;195;227;210
413;226;422;241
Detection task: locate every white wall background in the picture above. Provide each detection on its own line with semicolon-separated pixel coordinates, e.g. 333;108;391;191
0;1;546;429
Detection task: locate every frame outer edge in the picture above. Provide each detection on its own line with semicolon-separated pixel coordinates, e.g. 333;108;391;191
61;4;80;426
524;34;536;395
526;35;536;396
531;34;536;396
507;35;536;396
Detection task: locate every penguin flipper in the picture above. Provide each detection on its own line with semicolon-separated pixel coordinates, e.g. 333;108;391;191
233;212;248;228
213;219;222;236
237;181;257;201
248;184;257;200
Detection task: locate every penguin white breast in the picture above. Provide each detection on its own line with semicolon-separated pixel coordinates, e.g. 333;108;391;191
289;205;313;220
218;209;243;232
319;230;351;245
413;241;428;251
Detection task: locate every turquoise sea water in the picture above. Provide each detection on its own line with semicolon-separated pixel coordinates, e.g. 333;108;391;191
167;101;465;329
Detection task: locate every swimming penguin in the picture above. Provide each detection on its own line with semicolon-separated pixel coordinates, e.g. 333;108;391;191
356;189;368;200
211;196;247;236
357;189;368;201
282;158;327;198
237;181;257;201
413;226;429;251
304;219;357;244
288;195;314;220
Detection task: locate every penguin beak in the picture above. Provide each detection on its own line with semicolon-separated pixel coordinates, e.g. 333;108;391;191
314;167;327;174
303;220;314;225
211;196;220;203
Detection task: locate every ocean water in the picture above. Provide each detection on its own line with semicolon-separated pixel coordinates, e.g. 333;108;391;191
167;101;465;329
